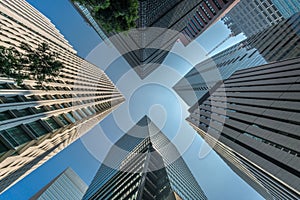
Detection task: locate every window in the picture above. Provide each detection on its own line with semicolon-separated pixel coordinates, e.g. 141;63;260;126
82;108;93;116
0;126;31;147
72;111;83;120
25;95;37;102
15;108;32;117
66;112;76;123
0;111;13;121
26;121;48;137
2;96;20;103
77;110;87;118
57;115;70;126
44;118;61;130
48;105;56;111
0;140;9;154
87;107;96;114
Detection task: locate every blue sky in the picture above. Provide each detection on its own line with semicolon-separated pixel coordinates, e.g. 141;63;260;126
1;1;262;200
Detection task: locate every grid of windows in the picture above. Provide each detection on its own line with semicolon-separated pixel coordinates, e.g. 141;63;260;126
174;13;300;107
187;57;300;199
83;116;207;200
0;0;124;194
181;0;238;45
222;0;284;37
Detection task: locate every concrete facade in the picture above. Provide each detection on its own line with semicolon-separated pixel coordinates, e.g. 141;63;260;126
0;0;124;193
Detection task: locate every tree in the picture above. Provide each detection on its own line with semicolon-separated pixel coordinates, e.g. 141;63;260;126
0;42;63;87
0;46;13;77
0;46;28;85
75;0;139;33
21;42;63;86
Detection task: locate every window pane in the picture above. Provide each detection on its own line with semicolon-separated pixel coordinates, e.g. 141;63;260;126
44;118;61;130
1;126;31;147
15;108;32;117
0;140;8;154
66;112;76;123
34;106;46;113
3;96;20;103
26;121;48;137
57;115;70;126
0;111;13;121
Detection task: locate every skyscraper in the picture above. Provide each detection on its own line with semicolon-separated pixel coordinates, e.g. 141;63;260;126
71;0;239;79
174;12;300;106
222;0;284;37
187;57;300;199
271;0;300;19
30;167;88;200
0;0;124;193
83;116;207;200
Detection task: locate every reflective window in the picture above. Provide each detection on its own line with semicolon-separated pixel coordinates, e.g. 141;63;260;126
0;126;31;147
44;118;61;130
0;111;13;121
26;121;48;137
0;140;8;154
57;115;70;126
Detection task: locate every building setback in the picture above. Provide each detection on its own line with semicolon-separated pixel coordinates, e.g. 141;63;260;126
71;0;238;79
0;0;124;193
30;167;88;200
83;116;207;200
173;12;300;106
187;57;300;199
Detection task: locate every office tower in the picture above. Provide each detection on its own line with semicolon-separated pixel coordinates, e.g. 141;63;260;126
186;57;300;199
222;0;284;37
30;167;87;200
178;0;239;46
174;12;300;106
71;0;238;79
271;0;300;19
85;137;179;199
83;116;207;200
0;0;124;193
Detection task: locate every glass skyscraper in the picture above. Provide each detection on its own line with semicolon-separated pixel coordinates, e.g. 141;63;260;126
272;0;300;19
83;116;207;200
222;0;284;37
30;168;88;200
174;12;300;106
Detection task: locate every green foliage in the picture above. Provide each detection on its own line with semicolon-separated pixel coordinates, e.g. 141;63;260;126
21;42;63;86
76;0;139;33
0;42;63;87
0;45;29;85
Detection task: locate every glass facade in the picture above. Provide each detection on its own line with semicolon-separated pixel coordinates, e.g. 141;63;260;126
222;0;284;37
30;168;88;200
272;0;300;19
83;116;207;200
174;12;300;106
